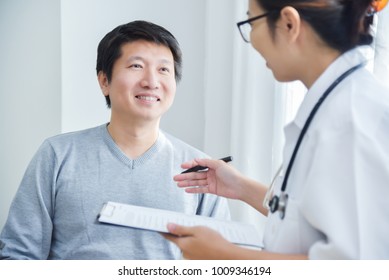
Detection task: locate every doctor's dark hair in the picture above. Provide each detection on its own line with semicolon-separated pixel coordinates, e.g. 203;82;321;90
257;0;374;53
96;20;182;108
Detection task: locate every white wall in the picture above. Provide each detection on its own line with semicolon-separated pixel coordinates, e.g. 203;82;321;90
0;0;62;229
0;0;235;229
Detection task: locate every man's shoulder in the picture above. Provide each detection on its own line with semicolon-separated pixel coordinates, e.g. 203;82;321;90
48;125;103;141
43;124;105;150
161;131;207;158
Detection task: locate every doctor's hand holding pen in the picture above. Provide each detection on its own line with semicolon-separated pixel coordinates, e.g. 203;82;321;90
174;158;269;216
163;157;306;260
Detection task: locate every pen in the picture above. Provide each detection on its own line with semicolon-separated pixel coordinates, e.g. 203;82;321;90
180;156;233;174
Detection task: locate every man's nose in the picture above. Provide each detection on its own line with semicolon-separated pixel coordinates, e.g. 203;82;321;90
140;70;160;89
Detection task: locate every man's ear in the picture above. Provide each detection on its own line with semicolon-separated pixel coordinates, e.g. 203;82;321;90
279;6;301;43
97;71;109;96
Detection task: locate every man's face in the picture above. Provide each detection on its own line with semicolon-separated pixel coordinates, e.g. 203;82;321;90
102;40;177;124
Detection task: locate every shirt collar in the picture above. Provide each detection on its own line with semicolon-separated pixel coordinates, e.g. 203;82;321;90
292;46;370;129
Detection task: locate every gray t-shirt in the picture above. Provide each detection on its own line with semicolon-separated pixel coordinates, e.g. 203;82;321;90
0;124;230;259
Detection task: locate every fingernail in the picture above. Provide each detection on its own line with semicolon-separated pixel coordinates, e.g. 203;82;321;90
167;223;176;232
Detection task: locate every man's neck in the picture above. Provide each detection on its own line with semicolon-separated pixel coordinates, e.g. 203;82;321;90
107;119;159;159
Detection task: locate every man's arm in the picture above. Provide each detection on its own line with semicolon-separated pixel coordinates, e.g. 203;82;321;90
0;141;55;259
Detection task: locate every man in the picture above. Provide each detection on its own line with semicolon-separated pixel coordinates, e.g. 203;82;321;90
0;20;230;259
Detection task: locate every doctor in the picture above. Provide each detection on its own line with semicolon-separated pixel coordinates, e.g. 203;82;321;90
164;0;389;259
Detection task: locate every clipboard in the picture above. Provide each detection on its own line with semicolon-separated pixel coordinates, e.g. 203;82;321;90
97;201;263;248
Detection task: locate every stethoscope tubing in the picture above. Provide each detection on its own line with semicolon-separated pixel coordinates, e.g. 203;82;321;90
270;62;366;219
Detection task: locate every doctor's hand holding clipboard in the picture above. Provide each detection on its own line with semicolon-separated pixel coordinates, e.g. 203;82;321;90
164;157;305;260
163;0;389;260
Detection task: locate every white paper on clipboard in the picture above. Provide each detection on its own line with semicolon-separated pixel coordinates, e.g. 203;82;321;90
97;201;263;248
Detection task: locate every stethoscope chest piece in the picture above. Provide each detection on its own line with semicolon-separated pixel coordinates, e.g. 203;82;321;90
269;192;288;219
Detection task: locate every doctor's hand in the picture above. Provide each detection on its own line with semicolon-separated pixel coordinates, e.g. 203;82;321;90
163;223;237;260
174;158;245;200
164;223;309;260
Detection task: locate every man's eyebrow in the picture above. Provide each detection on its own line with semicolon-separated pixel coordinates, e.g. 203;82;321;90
127;56;144;62
159;58;173;65
126;56;173;64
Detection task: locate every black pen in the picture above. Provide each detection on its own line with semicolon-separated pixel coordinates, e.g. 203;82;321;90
180;156;233;174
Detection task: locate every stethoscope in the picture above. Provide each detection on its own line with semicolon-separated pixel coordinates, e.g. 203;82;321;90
266;62;365;219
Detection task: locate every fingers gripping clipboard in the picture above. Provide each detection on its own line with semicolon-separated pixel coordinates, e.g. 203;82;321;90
97;201;263;248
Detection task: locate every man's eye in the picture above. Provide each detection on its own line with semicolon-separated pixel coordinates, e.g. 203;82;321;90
130;64;142;69
160;67;170;73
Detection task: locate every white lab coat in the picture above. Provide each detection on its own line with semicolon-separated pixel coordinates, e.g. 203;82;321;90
263;47;389;259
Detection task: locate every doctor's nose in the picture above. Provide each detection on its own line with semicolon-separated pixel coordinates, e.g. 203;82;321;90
140;71;160;89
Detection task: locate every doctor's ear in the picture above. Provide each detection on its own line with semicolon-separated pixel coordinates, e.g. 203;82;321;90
98;71;110;96
279;6;301;42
